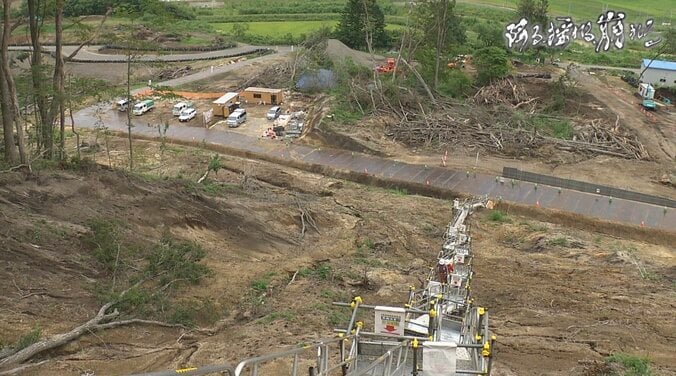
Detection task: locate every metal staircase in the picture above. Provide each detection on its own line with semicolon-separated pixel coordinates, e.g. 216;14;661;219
132;198;494;376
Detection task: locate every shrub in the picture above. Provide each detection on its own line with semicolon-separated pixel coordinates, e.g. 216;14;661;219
607;353;652;376
473;46;511;85
85;219;123;271
488;210;510;222
144;236;210;285
438;70;473;98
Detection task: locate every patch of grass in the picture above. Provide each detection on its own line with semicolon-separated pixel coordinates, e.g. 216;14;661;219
257;310;295;324
530;116;574;140
548;237;570;247
212;21;338;38
387;187;408;196
420;222;437;235
15;327;41;351
522;222;548;232
298;263;332;280
310;303;331;312
353;257;384;267
84;219;124;271
251;272;276;292
169;305;198;327
320;289;334;299
330;104;363;125
360;239;375;250
328;309;351;327
488;210;510;223
607;353;652;376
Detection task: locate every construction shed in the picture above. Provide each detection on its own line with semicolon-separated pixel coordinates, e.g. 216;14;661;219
240;87;283;105
640;59;676;87
212;92;240;117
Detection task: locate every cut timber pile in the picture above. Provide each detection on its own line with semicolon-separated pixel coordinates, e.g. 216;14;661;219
473;78;538;109
157;66;192;80
380;78;650;160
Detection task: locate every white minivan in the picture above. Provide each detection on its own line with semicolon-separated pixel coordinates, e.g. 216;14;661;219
172;102;189;116
226;109;247;128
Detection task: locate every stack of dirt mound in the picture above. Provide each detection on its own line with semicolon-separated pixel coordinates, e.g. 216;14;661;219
325;39;384;68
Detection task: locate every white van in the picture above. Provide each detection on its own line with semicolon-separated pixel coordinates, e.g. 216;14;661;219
172;102;189;116
226;109;247;128
116;99;129;112
132;100;154;116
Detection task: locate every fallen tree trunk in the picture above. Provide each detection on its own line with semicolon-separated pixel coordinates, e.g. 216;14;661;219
0;302;116;369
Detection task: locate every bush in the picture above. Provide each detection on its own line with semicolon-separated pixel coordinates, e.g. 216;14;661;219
144;236;210;285
438;70;473;98
169;305;198;327
85;219;123;271
488;210;510;222
607;353;652;376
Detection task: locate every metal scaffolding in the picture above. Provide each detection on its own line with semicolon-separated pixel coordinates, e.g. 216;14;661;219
132;198;494;376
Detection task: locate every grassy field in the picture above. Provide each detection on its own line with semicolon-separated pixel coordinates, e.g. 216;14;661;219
455;0;672;24
211;21;402;38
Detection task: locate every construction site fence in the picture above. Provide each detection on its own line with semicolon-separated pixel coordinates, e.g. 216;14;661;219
503;167;675;208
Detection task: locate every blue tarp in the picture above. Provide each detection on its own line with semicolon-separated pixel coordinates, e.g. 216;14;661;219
296;69;336;91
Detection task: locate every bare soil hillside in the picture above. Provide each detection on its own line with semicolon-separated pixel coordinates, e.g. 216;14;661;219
0;138;673;375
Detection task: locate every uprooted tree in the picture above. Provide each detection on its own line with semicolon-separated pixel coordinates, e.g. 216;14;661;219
0;221;211;371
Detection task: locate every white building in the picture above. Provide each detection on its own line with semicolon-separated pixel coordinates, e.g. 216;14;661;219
640;59;676;87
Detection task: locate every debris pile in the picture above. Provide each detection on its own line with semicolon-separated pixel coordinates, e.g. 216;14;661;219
157;66;193;80
473;78;537;109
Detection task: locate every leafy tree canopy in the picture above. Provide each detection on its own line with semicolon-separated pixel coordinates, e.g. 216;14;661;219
516;0;549;27
336;0;388;50
473;46;511;85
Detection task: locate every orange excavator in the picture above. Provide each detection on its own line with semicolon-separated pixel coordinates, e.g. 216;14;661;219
375;58;396;73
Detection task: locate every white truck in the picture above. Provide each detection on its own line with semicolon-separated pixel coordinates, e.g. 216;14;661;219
132;99;155;116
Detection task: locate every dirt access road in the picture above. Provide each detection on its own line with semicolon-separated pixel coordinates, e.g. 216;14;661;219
569;65;676;161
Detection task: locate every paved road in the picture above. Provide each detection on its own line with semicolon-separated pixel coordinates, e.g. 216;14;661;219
8;44;285;63
72;106;675;232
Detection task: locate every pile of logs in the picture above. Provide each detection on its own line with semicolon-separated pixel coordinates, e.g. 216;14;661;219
384;102;651;160
157;66;192;80
472;78;538;109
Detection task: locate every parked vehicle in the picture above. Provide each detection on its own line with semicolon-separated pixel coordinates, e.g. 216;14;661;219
173;102;190;116
226;108;247;128
132;100;154;115
266;106;281;120
116;99;129;112
178;107;197;122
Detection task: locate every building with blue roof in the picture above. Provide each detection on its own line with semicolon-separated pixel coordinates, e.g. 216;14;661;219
640;59;676;87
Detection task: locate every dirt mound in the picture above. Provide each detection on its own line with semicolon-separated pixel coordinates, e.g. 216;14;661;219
325;39;384;68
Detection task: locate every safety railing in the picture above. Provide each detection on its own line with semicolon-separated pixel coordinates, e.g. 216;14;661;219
129;197;495;376
352;340;410;376
129;364;235;376
232;335;358;376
